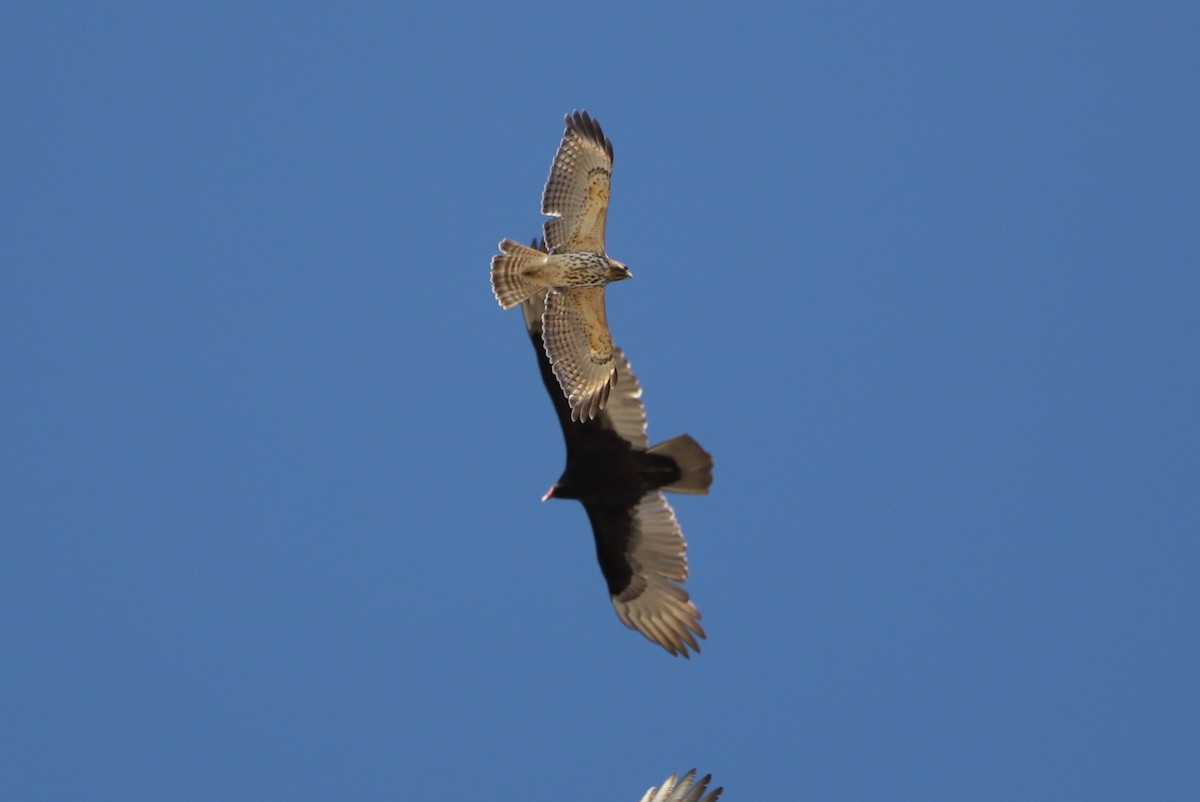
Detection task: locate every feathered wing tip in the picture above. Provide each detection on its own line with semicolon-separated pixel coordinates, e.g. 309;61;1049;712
639;770;723;802
491;238;546;309
569;375;612;423
649;435;714;495
613;578;704;658
565;109;614;163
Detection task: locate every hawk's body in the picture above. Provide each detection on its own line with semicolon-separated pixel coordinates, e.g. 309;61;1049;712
492;111;630;421
522;288;713;658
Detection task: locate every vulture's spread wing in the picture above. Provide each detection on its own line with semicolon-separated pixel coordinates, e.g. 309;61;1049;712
585;492;703;657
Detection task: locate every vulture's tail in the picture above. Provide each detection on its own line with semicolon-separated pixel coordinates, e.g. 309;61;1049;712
651;435;714;495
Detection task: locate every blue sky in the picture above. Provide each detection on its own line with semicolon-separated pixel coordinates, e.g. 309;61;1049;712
2;2;1197;800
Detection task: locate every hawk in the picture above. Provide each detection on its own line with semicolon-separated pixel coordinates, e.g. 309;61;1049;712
492;111;631;421
638;770;724;802
522;284;713;658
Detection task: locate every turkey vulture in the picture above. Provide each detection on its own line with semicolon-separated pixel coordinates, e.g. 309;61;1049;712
492;111;631;421
521;281;713;657
639;770;724;802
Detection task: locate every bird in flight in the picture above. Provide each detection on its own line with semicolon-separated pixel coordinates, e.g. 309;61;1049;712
638;770;724;802
521;280;713;657
492;111;631;421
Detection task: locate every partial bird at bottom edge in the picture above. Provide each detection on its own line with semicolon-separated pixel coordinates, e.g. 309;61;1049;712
639;769;724;802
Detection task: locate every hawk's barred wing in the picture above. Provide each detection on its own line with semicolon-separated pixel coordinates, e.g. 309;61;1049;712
542;287;616;422
525;254;643;440
542;111;614;254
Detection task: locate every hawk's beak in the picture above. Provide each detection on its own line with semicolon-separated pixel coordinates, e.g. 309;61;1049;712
541;484;558;502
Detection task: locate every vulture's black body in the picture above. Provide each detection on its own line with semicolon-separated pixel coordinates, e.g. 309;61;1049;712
520;277;713;657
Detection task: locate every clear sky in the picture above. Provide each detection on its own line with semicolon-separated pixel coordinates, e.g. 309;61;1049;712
3;3;1197;800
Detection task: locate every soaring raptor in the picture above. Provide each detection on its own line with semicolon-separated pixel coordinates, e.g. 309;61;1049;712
492;111;630;421
522;282;713;657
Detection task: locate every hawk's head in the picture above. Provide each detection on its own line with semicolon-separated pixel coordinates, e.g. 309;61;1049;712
607;258;633;282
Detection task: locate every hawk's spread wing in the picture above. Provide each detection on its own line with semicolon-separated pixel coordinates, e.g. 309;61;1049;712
525;277;645;443
542;111;614;254
639;771;723;802
585;492;704;657
542;287;616;422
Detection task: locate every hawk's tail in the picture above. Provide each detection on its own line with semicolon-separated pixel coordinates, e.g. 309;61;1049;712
491;238;546;309
650;435;714;495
